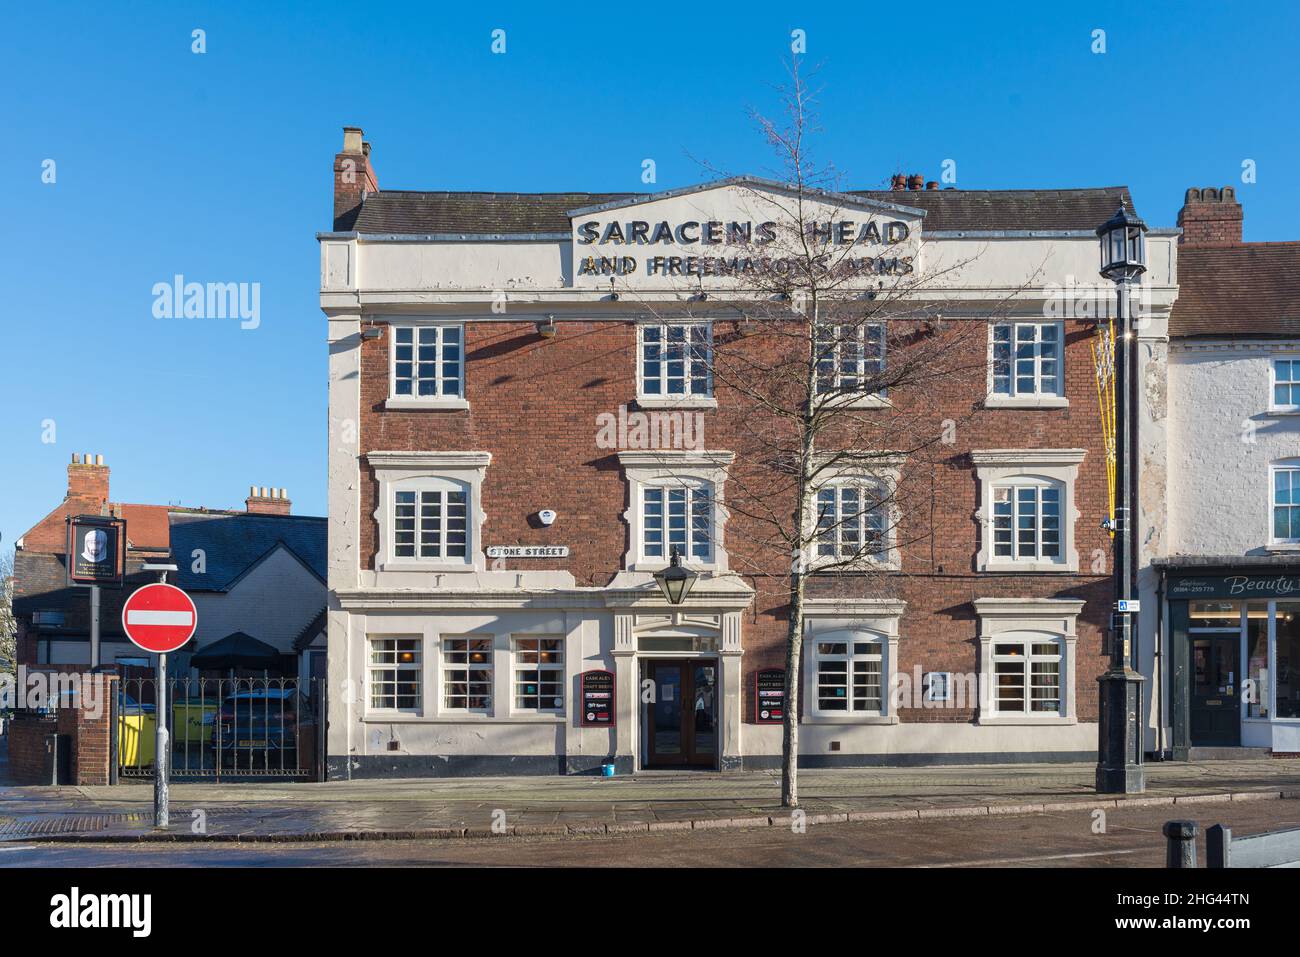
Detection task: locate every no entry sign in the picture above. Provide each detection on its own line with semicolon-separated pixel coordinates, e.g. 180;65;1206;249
121;583;197;654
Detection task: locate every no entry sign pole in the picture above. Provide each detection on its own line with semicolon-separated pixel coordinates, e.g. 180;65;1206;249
122;576;194;830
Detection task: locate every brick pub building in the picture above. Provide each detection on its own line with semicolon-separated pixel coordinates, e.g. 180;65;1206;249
321;127;1180;776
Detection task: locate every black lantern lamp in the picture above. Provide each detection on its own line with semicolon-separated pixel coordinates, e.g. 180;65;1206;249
1097;203;1148;281
653;546;698;605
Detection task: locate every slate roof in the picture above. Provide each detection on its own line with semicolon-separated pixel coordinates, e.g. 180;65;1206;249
292;608;327;653
12;552;161;639
1170;243;1300;338
168;512;326;592
351;185;1135;235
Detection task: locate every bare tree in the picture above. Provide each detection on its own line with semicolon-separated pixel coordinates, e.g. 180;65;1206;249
630;60;1037;806
0;548;16;680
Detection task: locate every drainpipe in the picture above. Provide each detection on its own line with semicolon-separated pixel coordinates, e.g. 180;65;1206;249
1154;568;1167;759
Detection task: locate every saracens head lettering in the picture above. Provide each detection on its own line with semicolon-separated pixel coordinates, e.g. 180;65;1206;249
576;218;910;247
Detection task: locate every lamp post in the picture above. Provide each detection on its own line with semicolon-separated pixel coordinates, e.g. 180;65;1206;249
1095;203;1147;794
653;546;698;605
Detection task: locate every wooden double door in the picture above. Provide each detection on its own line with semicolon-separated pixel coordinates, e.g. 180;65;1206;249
642;659;718;768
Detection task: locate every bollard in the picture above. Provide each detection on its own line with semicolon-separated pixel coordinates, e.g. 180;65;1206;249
1163;819;1199;868
46;734;60;786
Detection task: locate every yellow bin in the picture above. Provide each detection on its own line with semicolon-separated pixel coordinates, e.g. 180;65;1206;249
172;700;218;748
117;712;157;767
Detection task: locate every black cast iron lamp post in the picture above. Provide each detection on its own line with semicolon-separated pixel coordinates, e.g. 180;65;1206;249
1095;202;1147;794
653;546;698;605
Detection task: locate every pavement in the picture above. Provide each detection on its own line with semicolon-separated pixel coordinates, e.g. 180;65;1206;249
3;740;1300;843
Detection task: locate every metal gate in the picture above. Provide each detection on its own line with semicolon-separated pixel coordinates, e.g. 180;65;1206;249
116;676;326;781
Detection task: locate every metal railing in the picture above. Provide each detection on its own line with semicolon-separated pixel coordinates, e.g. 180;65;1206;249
116;676;325;781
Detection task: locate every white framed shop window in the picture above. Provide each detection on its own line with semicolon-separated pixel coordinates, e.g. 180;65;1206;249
637;320;716;408
986;320;1069;408
619;450;733;572
442;636;494;714
367;636;422;714
973;598;1082;725
972;449;1084;573
367;451;490;573
387;321;469;410
512;636;565;713
802;599;905;725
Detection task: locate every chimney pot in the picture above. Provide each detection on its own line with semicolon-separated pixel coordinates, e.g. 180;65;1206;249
907;174;924;190
95;454;104;466
72;453;81;464
342;126;363;153
926;181;939;190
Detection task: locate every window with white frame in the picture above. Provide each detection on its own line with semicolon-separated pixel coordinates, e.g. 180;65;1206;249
991;321;1062;398
443;637;492;712
814;482;887;561
1273;465;1300;543
513;637;564;712
392;324;463;399
393;485;468;561
991;480;1063;563
815;322;886;395
639;322;711;398
813;636;884;714
1273;359;1300;411
992;638;1062;715
642;482;714;562
369;637;421;711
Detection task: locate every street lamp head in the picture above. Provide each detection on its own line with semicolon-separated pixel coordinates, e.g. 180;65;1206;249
652;546;698;605
1097;202;1148;281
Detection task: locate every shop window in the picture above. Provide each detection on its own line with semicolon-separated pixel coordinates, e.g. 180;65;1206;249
1188;600;1242;630
392;324;463;399
1277;602;1300;719
443;637;492;712
1246;602;1269;719
993;639;1061;715
991;321;1062;398
813;637;883;715
513;637;564;713
369;637;421;712
639;321;711;399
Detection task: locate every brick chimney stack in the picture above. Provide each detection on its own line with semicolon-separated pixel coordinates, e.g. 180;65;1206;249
1177;186;1243;245
246;486;292;516
333;126;380;231
67;453;109;511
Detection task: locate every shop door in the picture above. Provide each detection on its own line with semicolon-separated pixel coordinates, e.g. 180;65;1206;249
643;659;718;768
1190;635;1241;746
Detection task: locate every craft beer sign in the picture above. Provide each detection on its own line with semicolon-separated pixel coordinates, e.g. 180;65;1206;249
580;670;616;727
754;668;786;724
569;179;924;289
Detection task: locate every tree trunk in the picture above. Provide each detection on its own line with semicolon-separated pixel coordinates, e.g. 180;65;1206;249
781;568;807;807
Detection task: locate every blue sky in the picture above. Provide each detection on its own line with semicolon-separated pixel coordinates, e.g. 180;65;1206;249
3;0;1297;552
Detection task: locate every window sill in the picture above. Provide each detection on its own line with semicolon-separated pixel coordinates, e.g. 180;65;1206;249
635;396;717;410
804;714;899;725
808;560;901;574
977;715;1075;726
983;395;1070;410
378;560;475;573
980;561;1075;574
1264;408;1300;416
384;397;470;411
813;393;892;411
1265;542;1300;553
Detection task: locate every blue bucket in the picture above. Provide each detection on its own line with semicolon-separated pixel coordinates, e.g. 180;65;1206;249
601;762;616;777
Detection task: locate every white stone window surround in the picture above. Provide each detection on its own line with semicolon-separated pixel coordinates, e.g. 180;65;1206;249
801;598;905;725
984;319;1070;409
636;319;717;409
368;451;490;573
1269;459;1300;548
618;450;733;572
972;449;1085;573
973;597;1082;726
384;318;470;411
805;452;904;572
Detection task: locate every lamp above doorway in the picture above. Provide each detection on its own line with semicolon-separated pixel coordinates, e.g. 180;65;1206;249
653;546;698;605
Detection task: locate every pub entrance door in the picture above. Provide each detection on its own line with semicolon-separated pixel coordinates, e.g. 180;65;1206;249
642;658;718;768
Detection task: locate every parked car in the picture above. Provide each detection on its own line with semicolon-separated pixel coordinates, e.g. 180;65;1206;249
212;688;301;769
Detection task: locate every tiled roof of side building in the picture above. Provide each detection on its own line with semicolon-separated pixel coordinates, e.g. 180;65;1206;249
350;186;1134;235
1171;243;1300;338
168;511;326;592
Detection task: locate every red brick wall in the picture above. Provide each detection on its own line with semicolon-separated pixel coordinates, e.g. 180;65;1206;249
55;674;117;785
357;317;1114;724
